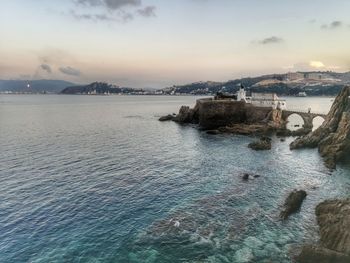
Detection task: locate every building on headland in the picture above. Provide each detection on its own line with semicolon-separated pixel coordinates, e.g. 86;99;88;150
250;93;287;110
233;86;287;110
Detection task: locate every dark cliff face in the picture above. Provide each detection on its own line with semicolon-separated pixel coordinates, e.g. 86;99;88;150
297;199;350;263
197;100;247;129
290;86;350;169
174;98;283;131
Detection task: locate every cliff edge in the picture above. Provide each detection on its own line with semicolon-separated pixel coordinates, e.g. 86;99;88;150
290;86;350;169
297;199;350;263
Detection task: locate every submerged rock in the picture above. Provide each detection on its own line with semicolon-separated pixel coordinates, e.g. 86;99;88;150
280;190;307;220
290;86;350;169
242;173;250;180
248;137;272;151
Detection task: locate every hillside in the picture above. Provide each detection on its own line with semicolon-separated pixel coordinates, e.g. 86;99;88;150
0;79;75;94
60;82;140;95
161;71;350;96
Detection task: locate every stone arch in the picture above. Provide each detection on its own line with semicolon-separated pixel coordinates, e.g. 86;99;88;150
286;113;305;131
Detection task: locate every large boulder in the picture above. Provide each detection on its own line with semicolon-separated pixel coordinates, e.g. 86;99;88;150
316;199;350;254
248;137;272;151
279;190;307;220
297;245;350;263
297;199;350;262
290;86;350;169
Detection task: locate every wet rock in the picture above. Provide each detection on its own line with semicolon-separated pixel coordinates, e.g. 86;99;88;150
290;86;350;169
276;129;292;137
297;199;350;262
159;114;175;122
280;190;307;220
297;245;350;263
291;127;312;137
248;137;272;151
316;199;350;254
242;173;250;180
174;106;197;123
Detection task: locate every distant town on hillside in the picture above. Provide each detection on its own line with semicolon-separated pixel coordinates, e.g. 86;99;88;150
1;71;350;96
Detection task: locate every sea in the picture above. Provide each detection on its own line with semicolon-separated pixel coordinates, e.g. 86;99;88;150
0;95;349;263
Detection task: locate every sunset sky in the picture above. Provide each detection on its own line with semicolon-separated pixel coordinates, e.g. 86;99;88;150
1;0;350;88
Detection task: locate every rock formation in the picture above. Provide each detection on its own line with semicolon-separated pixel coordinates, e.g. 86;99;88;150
279;190;307;220
297;199;350;262
248;137;272;151
290;86;350;169
166;98;284;133
159;114;176;122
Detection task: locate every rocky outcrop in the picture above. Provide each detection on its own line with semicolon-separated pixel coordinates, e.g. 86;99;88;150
297;199;350;262
219;124;273;135
167;98;284;132
174;105;198;123
290;86;350;169
159;114;176;122
248;137;272;151
279;190;307;220
297;245;350;263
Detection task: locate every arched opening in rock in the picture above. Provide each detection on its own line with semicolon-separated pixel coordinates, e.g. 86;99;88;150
286;114;304;131
312;116;325;131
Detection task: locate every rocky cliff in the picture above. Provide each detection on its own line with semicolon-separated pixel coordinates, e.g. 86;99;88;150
171;98;283;131
290;86;350;169
297;199;350;262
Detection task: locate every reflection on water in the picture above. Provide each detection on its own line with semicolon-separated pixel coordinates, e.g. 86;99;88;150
0;95;349;263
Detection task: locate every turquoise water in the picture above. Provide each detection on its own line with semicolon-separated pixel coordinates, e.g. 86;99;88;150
0;95;349;263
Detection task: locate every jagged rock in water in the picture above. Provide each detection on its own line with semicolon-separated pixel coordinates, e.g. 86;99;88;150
248;137;272;151
174;105;199;124
170;98;284;130
159;114;175;122
279;190;307;220
297;199;350;262
290;86;350;169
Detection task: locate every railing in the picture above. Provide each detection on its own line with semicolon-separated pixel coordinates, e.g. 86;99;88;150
284;107;327;116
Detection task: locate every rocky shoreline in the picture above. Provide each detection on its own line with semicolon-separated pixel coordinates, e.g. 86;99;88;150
159;88;350;262
290;86;350;169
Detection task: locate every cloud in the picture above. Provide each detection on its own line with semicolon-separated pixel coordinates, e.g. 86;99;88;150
40;64;52;73
76;0;141;10
309;61;325;69
257;36;284;45
137;6;156;17
59;66;81;76
321;21;343;30
71;0;155;22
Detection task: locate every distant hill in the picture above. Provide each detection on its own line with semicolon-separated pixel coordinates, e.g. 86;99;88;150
61;82;140;95
0;79;75;93
161;71;350;96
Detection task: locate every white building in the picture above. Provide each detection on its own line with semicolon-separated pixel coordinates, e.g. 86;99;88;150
237;87;247;102
250;92;287;110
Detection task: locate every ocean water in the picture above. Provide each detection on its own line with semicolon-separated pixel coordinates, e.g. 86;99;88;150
0;95;349;263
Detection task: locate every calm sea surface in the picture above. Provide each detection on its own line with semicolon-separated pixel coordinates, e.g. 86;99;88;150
0;95;349;263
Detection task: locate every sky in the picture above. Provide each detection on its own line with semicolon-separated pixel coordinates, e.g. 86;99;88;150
1;0;350;88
